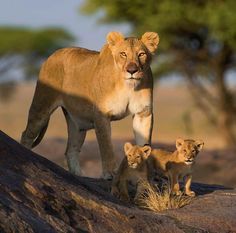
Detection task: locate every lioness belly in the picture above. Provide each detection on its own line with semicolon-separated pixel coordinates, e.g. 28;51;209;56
72;114;94;131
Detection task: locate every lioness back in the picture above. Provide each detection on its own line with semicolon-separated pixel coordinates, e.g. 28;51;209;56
39;47;99;89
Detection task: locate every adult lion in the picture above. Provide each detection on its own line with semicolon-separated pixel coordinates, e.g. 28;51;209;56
21;32;159;179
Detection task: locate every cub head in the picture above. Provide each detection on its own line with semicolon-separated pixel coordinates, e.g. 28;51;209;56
124;142;152;169
107;31;159;88
175;138;204;165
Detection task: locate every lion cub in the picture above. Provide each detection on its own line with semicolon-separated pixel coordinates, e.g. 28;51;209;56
111;142;152;202
150;138;204;196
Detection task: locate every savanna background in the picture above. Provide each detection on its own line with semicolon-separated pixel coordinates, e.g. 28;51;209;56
1;0;235;187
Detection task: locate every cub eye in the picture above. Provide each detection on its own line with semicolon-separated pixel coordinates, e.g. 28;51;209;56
138;52;146;57
183;149;187;153
120;52;127;57
192;149;196;153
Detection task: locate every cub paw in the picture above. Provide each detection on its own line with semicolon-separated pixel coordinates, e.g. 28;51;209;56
120;194;130;202
111;187;119;197
172;190;182;196
186;191;196;197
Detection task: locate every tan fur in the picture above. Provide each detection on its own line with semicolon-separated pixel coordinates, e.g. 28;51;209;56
21;32;159;178
111;143;152;202
149;138;204;196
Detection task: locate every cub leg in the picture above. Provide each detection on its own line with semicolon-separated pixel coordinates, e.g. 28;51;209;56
94;116;116;179
64;110;86;176
169;173;181;195
184;174;195;197
119;179;130;202
111;169;121;197
134;179;149;202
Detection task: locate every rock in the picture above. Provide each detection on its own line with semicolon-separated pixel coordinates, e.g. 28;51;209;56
0;131;235;233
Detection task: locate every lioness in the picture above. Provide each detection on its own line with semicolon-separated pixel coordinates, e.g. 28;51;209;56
111;142;152;202
149;138;204;196
21;32;159;178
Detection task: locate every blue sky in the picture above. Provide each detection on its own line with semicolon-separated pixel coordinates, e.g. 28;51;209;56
0;0;130;50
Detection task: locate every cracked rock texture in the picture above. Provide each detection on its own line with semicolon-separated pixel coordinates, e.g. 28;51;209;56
0;131;235;233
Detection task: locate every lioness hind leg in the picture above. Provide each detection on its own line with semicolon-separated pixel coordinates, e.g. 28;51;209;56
21;81;59;149
64;110;86;176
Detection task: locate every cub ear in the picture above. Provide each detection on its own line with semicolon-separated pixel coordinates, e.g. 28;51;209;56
141;32;159;54
176;138;184;150
195;140;204;152
124;142;133;155
107;32;124;47
142;145;152;159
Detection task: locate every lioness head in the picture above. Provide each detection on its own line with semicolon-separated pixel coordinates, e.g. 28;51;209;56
124;142;152;169
176;138;204;165
107;31;159;88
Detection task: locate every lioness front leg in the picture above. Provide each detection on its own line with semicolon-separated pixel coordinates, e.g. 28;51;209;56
133;110;153;146
184;174;195;197
94;115;116;179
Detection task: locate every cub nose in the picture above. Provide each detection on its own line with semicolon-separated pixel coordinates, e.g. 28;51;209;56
126;62;138;75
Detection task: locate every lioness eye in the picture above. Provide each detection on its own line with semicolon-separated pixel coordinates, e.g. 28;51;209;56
192;149;195;153
138;52;146;57
120;52;127;57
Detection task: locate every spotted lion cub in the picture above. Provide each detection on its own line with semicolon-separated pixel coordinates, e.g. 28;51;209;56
111;142;152;202
150;138;204;196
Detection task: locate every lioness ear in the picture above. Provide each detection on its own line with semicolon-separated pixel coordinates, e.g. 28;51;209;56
176;138;184;150
124;142;133;155
141;32;159;54
142;145;152;159
195;140;204;152
107;32;124;47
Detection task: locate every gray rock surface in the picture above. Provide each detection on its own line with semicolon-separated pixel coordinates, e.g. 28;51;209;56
0;131;235;233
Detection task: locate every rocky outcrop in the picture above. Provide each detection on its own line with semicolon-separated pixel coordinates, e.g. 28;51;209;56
0;131;235;233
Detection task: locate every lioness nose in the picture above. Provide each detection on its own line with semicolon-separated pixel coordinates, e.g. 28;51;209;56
126;63;138;74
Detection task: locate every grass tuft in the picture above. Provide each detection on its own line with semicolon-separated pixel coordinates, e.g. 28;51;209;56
136;181;194;212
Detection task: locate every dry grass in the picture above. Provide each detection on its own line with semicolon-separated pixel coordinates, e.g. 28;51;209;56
136;181;194;212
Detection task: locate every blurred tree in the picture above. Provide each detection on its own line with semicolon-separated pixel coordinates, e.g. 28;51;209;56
81;0;236;146
0;27;74;81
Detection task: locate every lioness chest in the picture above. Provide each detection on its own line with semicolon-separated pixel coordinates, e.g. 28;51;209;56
104;88;152;120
